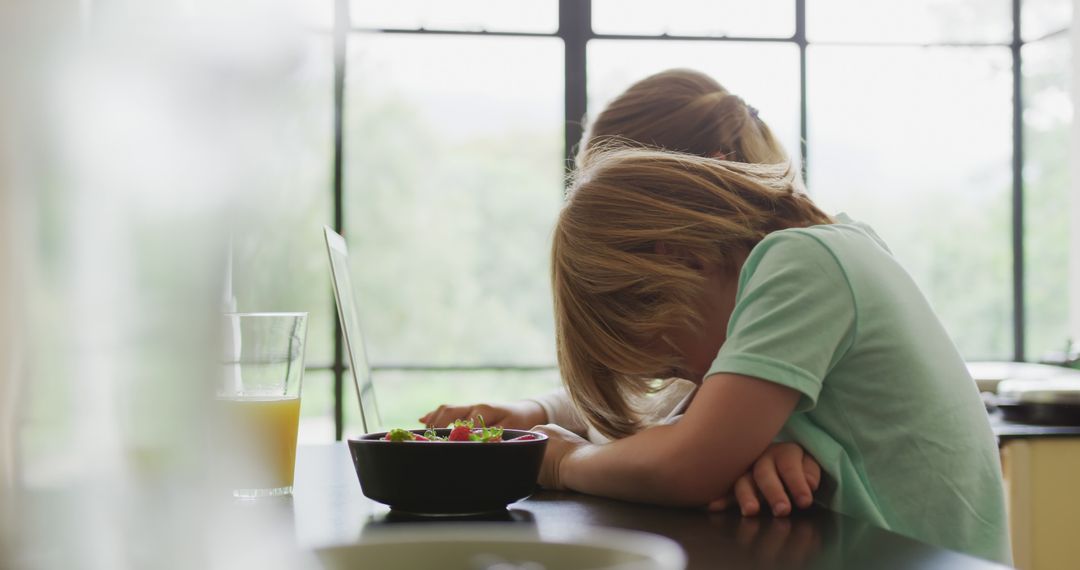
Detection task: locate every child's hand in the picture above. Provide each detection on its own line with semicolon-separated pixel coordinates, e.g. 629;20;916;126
418;400;546;430
708;442;821;517
529;423;590;490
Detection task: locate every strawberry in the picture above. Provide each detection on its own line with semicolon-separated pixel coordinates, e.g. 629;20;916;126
448;425;472;441
412;434;430;441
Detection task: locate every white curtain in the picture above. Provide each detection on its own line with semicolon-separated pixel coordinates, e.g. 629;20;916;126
0;1;311;568
0;0;24;532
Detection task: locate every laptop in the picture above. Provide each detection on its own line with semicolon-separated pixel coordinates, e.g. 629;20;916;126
324;226;383;434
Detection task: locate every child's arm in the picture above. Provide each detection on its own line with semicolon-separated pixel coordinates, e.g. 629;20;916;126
420;389;592;435
419;400;547;430
533;372;800;508
708;442;822;516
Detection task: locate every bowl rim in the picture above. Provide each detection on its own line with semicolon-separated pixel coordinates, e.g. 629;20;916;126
349;428;549;444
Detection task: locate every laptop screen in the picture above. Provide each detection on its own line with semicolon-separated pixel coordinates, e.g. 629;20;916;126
324;226;382;433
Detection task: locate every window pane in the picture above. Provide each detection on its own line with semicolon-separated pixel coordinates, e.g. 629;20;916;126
344;35;562;366
807;46;1013;359
588;41;801;172
808;0;1011;44
231;37;335;367
299;370;335;443
290;0;332;30
349;0;557;33
592;0;794;38
1023;0;1072;41
344;369;562;435
1023;36;1072;360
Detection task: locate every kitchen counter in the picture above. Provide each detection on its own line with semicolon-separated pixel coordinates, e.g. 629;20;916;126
990;410;1080;440
290;443;1009;570
993;412;1080;569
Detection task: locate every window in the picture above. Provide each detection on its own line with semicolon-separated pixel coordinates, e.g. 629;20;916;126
350;0;558;33
592;0;794;38
1022;24;1072;360
807;46;1014;359
224;36;337;442
343;35;563;368
807;0;1011;43
341;33;564;436
298;0;1073;440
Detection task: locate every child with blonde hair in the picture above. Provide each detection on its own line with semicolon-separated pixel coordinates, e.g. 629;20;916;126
423;66;825;516
424;68;823;519
578;68;793;173
425;69;1009;564
532;147;1008;564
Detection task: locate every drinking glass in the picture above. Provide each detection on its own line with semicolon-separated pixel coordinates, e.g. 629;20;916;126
215;312;307;498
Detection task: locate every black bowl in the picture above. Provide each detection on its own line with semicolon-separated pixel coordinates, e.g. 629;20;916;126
347;429;548;515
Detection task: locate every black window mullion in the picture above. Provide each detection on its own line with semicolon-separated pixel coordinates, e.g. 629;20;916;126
796;0;808;184
1011;0;1026;362
560;0;592;172
332;0;348;440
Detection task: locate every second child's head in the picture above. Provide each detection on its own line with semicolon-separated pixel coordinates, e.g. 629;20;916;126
579;68;796;183
553;148;829;439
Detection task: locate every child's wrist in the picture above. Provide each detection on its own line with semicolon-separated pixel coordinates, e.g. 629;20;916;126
558;442;590;491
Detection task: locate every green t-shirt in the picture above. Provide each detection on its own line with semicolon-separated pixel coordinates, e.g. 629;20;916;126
707;214;1010;564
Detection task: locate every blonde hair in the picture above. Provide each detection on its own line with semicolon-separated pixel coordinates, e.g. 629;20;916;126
552;147;831;439
578;68;799;188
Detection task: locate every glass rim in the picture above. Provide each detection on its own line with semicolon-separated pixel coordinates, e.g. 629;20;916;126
223;311;309;318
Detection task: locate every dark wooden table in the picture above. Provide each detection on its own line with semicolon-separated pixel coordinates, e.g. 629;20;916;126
288;444;1010;570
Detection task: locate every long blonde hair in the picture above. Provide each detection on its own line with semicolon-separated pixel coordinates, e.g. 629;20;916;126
579;68;798;187
553;147;831;439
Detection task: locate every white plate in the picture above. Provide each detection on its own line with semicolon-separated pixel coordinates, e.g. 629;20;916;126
312;525;686;570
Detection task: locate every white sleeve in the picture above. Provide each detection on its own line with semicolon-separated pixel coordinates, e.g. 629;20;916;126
645;379;697;427
525;388;590;436
527;380;698;443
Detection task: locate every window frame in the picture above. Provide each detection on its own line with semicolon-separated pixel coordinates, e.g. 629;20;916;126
318;0;1037;440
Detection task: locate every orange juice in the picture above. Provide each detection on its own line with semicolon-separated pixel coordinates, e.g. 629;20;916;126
213;396;301;494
